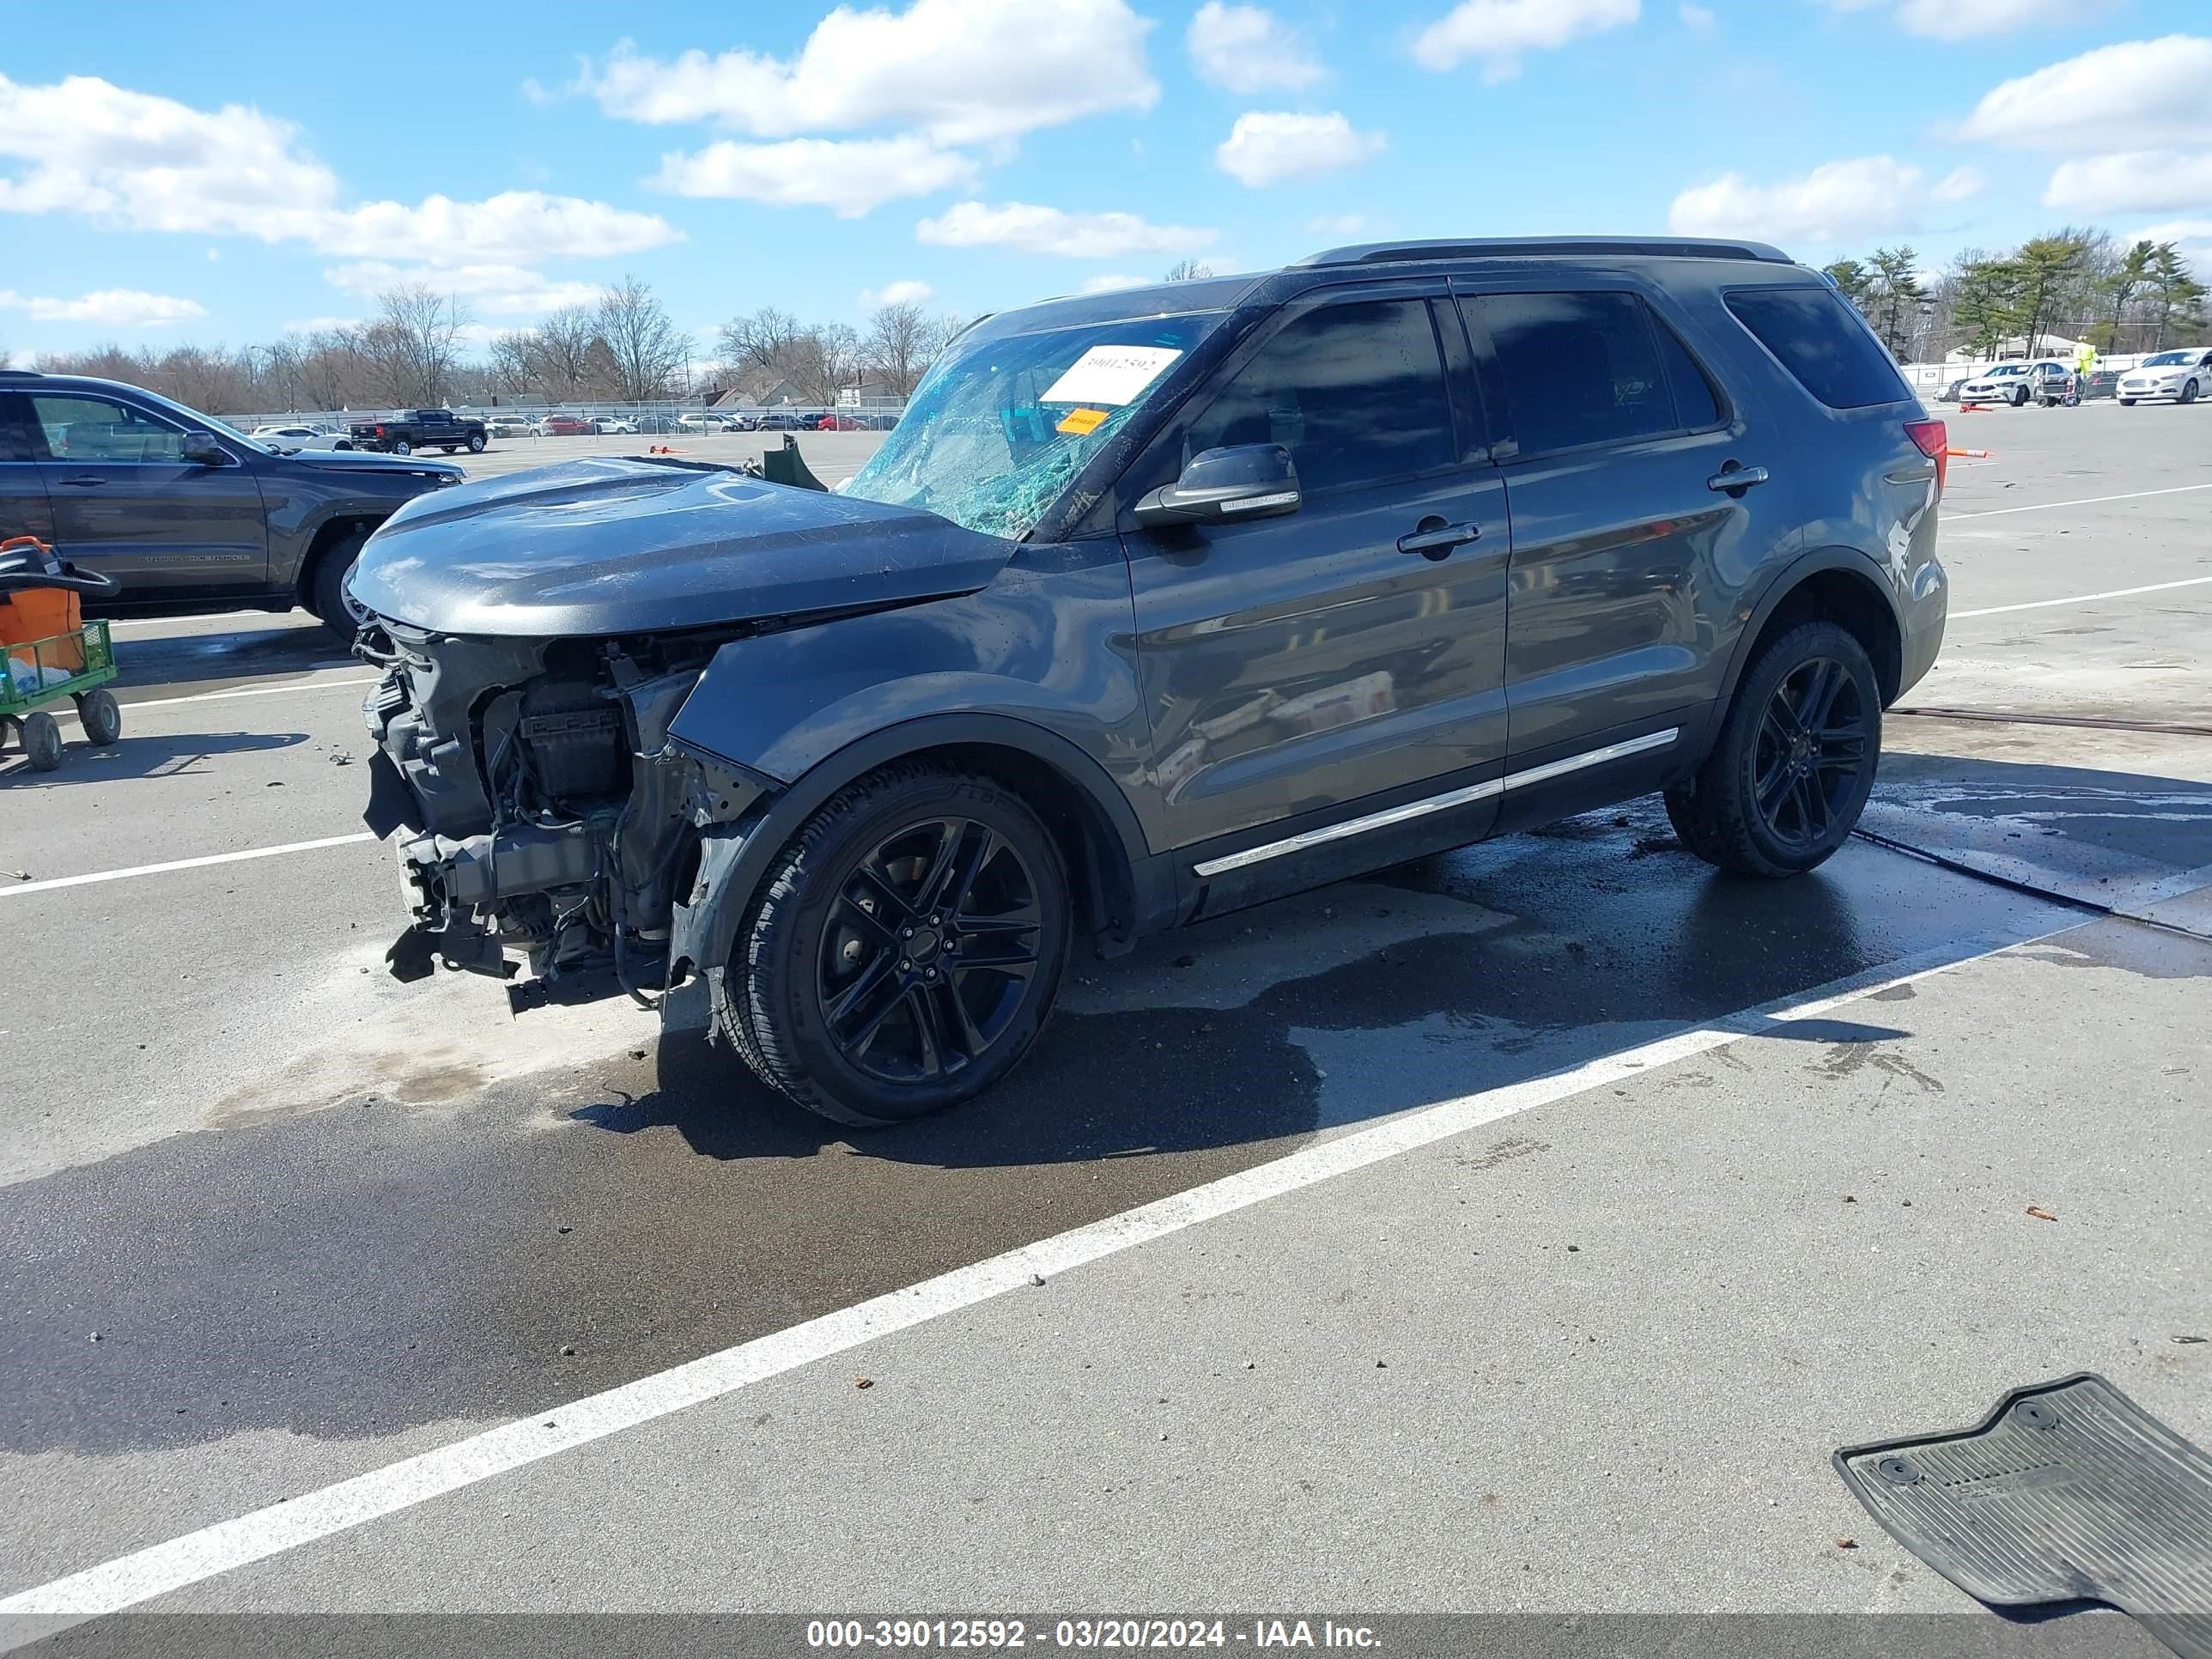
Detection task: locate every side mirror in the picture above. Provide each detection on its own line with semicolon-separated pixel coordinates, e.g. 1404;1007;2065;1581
1133;443;1301;529
181;431;230;466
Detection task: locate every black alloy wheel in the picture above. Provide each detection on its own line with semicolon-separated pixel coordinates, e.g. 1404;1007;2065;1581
1748;655;1869;854
724;763;1070;1126
815;815;1044;1086
1663;619;1881;878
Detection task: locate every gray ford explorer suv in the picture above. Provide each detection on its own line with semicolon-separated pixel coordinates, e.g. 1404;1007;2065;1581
351;236;1949;1127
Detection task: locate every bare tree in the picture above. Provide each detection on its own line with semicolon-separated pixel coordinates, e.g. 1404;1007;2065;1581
360;285;471;406
785;322;862;406
717;306;803;386
594;276;688;402
861;301;937;400
1163;258;1216;283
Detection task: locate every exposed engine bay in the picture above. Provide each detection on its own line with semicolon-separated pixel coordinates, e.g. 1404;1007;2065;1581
358;617;758;993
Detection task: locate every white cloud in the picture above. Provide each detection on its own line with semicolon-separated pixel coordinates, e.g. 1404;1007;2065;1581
2045;150;2212;215
0;287;205;327
322;262;605;314
1077;273;1152;294
1955;36;2212;151
916;200;1216;258
581;0;1158;146
0;73;679;267
651;135;976;216
1305;213;1374;235
1216;112;1385;187
1679;3;1716;30
1187;3;1327;94
2133;218;2212;265
1413;0;1639;81
1668;155;1984;246
861;279;936;308
1892;0;2075;38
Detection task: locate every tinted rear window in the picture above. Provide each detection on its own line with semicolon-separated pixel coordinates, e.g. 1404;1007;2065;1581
1725;287;1911;410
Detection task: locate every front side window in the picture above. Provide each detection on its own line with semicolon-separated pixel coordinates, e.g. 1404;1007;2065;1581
1183;298;1455;495
1476;290;1694;456
30;393;187;463
843;312;1224;541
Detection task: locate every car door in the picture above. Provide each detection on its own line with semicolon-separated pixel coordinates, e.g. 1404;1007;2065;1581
1121;284;1510;874
0;391;58;548
1458;282;1802;816
27;389;268;599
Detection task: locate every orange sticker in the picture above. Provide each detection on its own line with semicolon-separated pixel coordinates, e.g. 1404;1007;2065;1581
1055;407;1109;435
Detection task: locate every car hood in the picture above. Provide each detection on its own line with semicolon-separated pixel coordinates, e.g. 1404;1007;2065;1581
346;456;1016;637
279;447;466;481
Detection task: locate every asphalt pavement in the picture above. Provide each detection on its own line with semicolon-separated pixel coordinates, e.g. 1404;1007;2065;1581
2;405;2207;1652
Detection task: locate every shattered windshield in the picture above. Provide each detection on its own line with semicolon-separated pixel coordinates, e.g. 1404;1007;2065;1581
842;311;1225;540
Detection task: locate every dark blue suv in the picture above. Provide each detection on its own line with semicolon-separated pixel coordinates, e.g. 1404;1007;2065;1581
352;236;1950;1125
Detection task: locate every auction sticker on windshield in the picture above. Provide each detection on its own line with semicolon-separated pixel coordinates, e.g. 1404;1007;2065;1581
1041;345;1182;407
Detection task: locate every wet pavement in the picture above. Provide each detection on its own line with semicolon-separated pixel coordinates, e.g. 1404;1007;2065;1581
2;404;2208;1632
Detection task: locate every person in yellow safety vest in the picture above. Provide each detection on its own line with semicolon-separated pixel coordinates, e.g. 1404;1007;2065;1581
2071;341;2097;404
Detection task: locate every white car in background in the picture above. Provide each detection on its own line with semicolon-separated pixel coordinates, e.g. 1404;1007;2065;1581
675;411;733;433
250;423;355;451
2116;348;2212;405
1957;359;2069;407
482;412;535;438
592;416;640;434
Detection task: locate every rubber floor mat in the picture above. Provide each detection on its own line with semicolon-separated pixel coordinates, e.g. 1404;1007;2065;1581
1836;1374;2212;1659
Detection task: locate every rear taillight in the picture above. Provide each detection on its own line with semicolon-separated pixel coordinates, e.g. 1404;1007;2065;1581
374;424;385;437
1905;417;1948;499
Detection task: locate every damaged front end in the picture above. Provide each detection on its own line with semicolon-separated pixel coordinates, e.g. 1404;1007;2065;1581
359;616;763;994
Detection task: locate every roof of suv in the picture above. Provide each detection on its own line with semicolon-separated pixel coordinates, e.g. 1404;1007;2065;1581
1010;235;1814;337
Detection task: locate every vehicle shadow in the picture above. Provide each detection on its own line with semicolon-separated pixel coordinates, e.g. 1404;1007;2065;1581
0;728;308;786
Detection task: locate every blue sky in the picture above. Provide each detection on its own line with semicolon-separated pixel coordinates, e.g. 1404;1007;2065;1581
3;0;2209;361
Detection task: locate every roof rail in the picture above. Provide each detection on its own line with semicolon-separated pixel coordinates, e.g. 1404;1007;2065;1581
0;368;47;380
1294;236;1793;269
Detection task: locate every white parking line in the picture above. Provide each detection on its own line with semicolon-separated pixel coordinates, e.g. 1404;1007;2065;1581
0;915;2081;1621
1947;480;2212;520
1950;574;2212;619
46;675;380;724
0;834;377;900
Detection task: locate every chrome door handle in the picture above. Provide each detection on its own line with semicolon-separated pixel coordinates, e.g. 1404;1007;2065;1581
1707;465;1769;495
58;475;106;488
1396;519;1482;558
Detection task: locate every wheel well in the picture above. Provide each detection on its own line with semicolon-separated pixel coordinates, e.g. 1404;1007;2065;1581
1745;567;1902;707
905;741;1137;954
295;516;383;603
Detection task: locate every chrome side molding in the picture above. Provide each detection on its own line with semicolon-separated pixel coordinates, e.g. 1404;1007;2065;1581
1191;727;1680;878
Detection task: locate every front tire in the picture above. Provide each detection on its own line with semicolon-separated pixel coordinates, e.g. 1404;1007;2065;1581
2120;398;2136;407
2185;380;2201;405
307;527;372;640
1663;621;1881;878
2011;387;2028;407
21;711;64;771
720;763;1071;1127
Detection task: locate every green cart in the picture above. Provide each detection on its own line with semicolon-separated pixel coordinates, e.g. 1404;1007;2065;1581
1;544;123;773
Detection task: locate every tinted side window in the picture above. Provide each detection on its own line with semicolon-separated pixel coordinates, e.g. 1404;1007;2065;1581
0;394;38;461
29;393;187;463
1725;286;1911;410
1654;318;1722;428
1477;291;1683;456
1187;299;1454;494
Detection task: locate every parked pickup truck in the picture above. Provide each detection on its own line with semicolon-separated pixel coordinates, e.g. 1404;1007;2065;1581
348;409;488;456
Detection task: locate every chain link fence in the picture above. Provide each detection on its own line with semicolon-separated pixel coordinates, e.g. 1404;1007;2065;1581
230;398;907;435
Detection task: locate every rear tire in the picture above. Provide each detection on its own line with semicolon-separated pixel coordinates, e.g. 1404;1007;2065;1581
392;439;412;456
307;527;372;640
1662;621;1881;878
74;688;122;746
718;763;1071;1127
467;434;487;453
